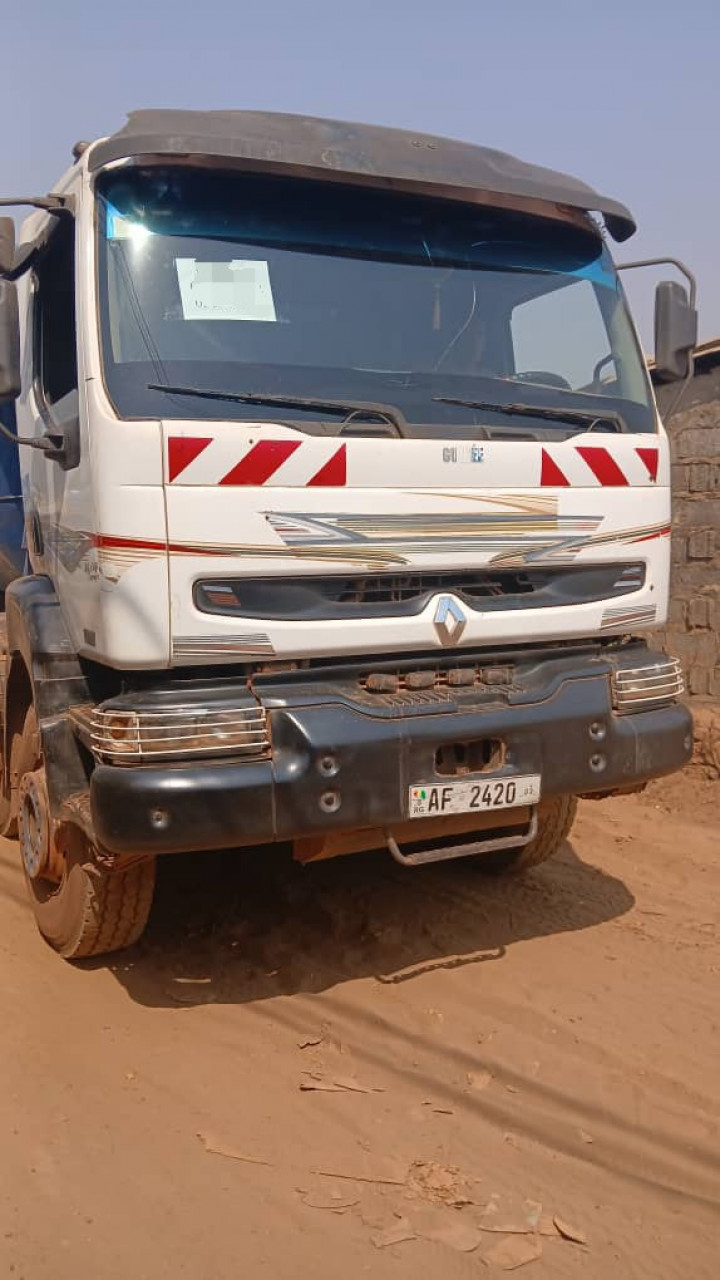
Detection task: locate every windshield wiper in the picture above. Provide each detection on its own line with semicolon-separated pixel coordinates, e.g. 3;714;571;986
147;384;407;436
432;395;626;433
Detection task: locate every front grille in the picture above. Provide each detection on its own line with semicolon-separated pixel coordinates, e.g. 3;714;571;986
195;563;646;621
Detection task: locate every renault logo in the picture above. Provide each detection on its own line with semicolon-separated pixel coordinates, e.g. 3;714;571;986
433;596;467;646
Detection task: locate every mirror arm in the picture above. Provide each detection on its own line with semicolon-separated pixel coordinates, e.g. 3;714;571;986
0;197;75;281
0;195;73;214
617;257;697;420
2;241;44;283
0;416;59;455
617;256;697;309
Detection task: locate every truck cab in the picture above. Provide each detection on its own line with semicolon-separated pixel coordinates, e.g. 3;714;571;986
0;111;695;958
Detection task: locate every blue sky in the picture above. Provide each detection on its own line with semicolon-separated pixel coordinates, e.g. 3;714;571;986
2;0;718;346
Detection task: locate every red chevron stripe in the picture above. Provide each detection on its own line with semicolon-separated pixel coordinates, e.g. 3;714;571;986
95;534;168;552
540;449;570;486
576;446;629;486
307;445;347;487
636;447;659;483
219;440;301;486
168;436;213;482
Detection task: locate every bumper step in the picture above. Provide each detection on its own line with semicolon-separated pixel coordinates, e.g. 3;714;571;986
386;811;538;867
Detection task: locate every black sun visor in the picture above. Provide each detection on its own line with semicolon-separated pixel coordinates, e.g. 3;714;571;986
87;110;636;242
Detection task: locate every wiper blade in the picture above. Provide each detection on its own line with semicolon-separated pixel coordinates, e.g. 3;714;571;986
147;384;407;435
432;395;626;433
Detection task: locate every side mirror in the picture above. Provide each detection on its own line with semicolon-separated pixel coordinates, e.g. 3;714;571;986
0;280;21;401
654;280;698;383
0;216;15;276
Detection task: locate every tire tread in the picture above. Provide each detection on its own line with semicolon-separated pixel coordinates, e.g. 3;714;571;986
514;794;578;871
476;794;578;875
62;859;156;959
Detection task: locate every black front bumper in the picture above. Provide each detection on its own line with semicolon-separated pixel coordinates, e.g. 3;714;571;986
89;642;692;857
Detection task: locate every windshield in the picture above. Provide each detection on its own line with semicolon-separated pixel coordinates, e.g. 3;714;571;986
95;167;655;433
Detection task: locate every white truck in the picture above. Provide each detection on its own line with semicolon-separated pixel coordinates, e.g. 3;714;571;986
0;111;695;959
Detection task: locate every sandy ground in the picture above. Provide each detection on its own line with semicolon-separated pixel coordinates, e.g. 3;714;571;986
1;768;718;1279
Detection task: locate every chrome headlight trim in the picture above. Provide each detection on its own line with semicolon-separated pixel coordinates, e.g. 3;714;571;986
73;703;270;764
611;658;684;713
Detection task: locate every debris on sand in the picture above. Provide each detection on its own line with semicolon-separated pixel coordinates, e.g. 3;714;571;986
197;1133;273;1167
371;1217;416;1248
481;1221;533;1235
333;1075;384;1094
537;1215;559;1237
299;1080;347;1093
485;1233;543;1270
300;1188;359;1211
299;1074;383;1094
413;1209;482;1253
480;1197;543;1235
406;1160;475;1207
313;1165;407;1187
553;1215;588;1245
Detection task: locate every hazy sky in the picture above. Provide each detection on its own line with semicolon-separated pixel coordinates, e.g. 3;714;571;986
2;0;718;348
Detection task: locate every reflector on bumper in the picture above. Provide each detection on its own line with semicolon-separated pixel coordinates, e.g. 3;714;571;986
611;658;684;712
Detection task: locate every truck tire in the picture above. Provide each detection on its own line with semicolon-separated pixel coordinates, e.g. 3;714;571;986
25;848;156;960
12;704;156;958
475;794;578;875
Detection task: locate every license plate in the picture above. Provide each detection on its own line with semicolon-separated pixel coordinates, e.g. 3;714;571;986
408;775;541;818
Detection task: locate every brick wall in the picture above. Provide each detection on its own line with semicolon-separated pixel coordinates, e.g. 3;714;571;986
655;364;720;698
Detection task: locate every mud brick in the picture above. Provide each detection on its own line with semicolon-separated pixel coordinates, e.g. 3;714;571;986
688;667;710;696
687;530;714;560
687;598;710;630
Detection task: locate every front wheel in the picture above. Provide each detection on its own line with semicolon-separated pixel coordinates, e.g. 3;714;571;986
23;839;156;959
474;794;578;875
13;705;156;958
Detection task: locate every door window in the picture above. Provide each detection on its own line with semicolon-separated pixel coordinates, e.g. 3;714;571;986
34;218;77;407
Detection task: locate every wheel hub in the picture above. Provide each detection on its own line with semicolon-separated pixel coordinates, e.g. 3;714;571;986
18;770;52;880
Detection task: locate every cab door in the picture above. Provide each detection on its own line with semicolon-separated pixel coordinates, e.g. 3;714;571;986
16;211;97;655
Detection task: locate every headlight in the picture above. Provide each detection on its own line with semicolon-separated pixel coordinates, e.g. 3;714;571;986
84;704;270;763
611;658;684;713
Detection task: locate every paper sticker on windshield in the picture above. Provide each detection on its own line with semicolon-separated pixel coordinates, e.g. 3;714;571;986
175;259;277;322
106;206;152;243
